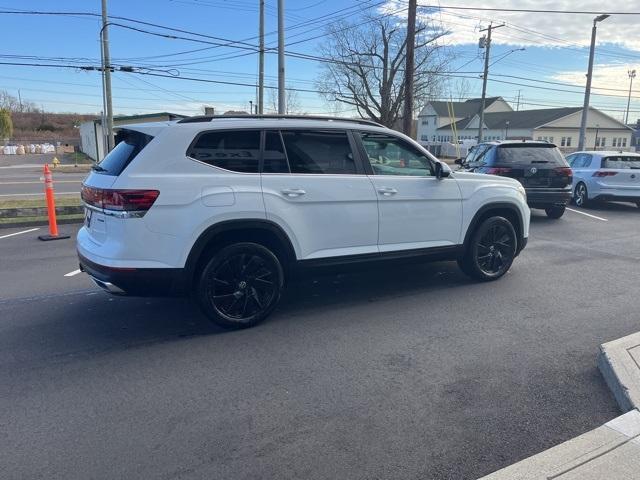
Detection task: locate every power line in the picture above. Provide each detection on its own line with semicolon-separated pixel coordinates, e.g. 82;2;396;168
419;5;640;15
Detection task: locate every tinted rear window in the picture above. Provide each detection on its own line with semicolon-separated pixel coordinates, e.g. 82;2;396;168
602;156;640;169
95;129;153;176
495;145;567;166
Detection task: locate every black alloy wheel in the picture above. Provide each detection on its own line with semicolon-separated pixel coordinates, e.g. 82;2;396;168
197;243;283;329
458;216;517;281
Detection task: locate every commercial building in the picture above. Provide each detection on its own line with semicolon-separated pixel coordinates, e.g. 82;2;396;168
79;112;186;161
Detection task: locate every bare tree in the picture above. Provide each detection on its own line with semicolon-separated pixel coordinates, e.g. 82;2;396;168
452;78;471;102
316;14;449;127
0;90;38;113
267;86;301;114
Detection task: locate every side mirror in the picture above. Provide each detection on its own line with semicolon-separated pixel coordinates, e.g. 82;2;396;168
454;158;463;165
434;162;451;179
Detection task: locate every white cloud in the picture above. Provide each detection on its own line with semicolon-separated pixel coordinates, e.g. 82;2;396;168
382;0;640;51
552;63;638;92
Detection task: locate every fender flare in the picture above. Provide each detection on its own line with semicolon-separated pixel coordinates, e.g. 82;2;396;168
184;219;297;284
463;202;525;251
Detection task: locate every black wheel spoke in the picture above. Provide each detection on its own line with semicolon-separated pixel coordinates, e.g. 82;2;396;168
208;250;279;322
213;293;236;299
475;221;515;275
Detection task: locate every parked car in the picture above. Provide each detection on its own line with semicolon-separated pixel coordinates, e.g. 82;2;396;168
78;115;529;329
565;151;640;208
456;141;573;219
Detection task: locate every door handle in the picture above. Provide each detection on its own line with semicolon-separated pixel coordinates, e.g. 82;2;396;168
377;187;398;196
281;188;306;198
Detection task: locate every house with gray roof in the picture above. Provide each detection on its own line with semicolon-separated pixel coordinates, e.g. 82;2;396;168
439;106;633;152
417;97;512;144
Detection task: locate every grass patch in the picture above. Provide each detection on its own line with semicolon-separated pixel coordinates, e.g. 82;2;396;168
64;151;93;165
0;213;84;225
0;196;82;209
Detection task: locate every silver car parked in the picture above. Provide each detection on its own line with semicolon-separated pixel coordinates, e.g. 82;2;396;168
566;151;640;208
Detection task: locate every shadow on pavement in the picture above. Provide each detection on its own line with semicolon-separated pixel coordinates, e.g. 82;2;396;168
2;259;475;364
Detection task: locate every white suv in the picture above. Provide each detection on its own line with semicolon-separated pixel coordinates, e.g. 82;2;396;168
78;116;530;328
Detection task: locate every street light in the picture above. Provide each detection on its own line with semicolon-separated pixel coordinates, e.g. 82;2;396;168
625;69;636;125
578;14;610;150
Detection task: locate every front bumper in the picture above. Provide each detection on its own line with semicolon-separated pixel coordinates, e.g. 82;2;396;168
78;253;186;297
526;187;572;209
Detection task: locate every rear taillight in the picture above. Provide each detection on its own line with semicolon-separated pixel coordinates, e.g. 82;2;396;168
553;167;573;176
81;186;159;214
592;171;618;177
485;167;513;175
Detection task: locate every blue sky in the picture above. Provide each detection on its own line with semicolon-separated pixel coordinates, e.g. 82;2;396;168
1;0;639;122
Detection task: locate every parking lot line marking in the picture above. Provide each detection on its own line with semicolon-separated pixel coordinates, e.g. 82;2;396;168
566;207;608;222
64;269;81;277
0;227;39;239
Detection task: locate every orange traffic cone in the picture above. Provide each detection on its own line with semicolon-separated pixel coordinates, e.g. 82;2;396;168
38;164;70;241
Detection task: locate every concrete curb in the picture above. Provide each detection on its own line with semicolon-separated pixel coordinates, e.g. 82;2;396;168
479;409;640;479
598;332;640;413
479;332;640;479
0;205;83;219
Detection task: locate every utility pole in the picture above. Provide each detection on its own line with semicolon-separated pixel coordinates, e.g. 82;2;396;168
402;0;417;136
515;90;521;111
578;14;610;151
625;69;636;125
277;0;285;114
101;0;114;151
258;0;265;114
477;23;503;143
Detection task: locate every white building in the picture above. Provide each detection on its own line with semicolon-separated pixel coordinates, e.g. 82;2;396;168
80;112;186;161
417;97;633;154
417;97;512;144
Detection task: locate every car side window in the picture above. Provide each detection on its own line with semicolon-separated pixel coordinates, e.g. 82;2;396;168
566;154;577;167
279;130;356;175
263;131;290;173
188;130;261;173
360;132;434;177
581;154;593;168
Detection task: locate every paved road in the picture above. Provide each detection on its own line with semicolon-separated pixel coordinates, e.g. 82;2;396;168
1;204;639;479
0;154;85;198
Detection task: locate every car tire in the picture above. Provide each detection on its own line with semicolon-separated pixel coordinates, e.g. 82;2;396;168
545;205;566;219
458;216;517;282
574;182;589;207
196;242;284;329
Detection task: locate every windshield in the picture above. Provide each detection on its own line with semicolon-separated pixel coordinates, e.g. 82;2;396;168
496;145;567;166
95;129;154;175
602;156;640;169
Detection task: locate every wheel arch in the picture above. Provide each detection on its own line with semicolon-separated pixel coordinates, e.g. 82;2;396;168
184;219;297;289
463;202;525;254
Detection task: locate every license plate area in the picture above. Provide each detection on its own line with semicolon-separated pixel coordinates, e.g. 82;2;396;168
525;168;550;187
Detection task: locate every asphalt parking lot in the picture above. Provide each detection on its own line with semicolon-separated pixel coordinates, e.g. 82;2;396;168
1;203;639;479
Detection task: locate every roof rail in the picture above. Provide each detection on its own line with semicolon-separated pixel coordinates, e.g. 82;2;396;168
177;114;385;128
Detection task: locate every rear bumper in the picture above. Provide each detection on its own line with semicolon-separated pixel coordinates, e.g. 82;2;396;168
526;187;572;208
591;188;640;203
78;253;186;296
